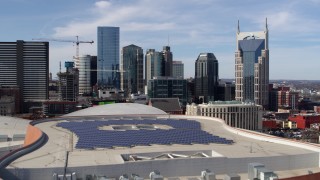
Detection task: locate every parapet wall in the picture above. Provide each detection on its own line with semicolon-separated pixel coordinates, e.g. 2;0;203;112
23;125;42;147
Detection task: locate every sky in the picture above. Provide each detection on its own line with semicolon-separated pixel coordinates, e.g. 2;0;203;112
1;0;320;80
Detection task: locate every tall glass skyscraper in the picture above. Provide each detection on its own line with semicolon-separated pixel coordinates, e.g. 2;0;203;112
120;44;144;97
235;19;269;109
97;26;120;89
145;49;162;84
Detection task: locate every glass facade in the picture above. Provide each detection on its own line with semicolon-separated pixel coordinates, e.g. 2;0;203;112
145;49;162;84
194;53;219;103
78;55;92;94
97;27;120;89
239;39;265;103
148;77;188;106
120;45;144;96
161;46;173;77
172;61;184;78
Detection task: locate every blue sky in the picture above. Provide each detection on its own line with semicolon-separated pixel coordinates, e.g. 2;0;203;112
1;0;320;80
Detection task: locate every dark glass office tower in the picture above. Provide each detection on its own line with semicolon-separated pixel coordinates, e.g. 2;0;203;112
97;26;120;89
120;44;144;97
194;53;219;103
161;46;173;77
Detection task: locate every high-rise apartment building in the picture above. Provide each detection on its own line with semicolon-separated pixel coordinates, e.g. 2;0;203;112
194;53;219;103
97;26;120;89
172;61;184;78
277;86;299;110
0;40;49;113
161;46;173;77
235;20;269;109
145;49;162;84
120;44;144;97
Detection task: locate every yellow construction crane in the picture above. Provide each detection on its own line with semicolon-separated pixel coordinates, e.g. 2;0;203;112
32;36;94;60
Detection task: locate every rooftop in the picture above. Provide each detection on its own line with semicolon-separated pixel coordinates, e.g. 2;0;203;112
3;104;320;179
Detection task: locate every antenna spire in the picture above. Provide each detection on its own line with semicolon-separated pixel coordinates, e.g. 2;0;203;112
265;17;268;31
237;20;240;33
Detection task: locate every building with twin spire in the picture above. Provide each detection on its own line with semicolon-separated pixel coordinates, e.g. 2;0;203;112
235;19;269;109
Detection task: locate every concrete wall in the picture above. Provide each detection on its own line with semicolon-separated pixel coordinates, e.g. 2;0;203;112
3;115;320;180
3;152;319;180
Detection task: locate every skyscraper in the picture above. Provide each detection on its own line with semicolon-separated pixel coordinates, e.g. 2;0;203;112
120;44;144;97
90;56;97;88
172;61;184;78
194;53;219;103
145;49;162;84
0;40;49;113
78;55;92;95
235;19;269;109
97;26;120;89
161;46;173;77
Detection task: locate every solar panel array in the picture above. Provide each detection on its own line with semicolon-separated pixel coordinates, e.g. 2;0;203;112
57;119;233;149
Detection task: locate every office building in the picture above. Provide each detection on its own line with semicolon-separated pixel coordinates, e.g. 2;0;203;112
147;76;188;106
97;26;120;89
161;46;173;77
194;53;219;103
145;49;162;85
187;78;195;103
78;55;92;95
90;56;97;88
217;81;235;101
172;61;184;78
120;44;144;97
235;20;269;109
186;101;262;130
0;40;48;113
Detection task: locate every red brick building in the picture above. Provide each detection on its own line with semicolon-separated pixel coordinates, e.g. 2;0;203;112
262;120;278;129
277;87;299;109
288;114;320;129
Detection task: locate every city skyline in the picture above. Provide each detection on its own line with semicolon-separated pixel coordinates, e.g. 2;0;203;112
1;0;320;80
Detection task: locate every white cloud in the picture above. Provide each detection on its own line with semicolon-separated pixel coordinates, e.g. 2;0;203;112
94;1;111;9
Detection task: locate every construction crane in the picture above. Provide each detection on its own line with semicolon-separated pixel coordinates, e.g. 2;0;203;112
32;36;94;60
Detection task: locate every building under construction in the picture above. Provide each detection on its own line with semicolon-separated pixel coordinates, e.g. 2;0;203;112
57;61;79;102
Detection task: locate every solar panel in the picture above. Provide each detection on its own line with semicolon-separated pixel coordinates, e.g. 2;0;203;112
57;118;234;149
